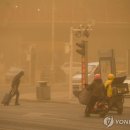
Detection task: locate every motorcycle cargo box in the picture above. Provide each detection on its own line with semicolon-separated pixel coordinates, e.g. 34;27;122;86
111;76;129;94
112;76;126;85
114;83;129;94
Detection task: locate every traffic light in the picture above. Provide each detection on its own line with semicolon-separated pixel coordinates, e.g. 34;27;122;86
76;40;87;56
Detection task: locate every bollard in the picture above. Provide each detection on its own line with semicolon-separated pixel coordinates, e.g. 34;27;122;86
36;81;51;100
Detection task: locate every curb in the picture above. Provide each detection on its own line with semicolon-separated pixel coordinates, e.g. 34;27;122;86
20;98;130;108
20;98;79;105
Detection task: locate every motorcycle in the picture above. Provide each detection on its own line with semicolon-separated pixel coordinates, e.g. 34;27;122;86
107;76;129;114
90;100;108;117
74;87;108;117
73;76;129;116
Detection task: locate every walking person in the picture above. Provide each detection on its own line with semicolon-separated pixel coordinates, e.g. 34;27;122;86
7;70;24;105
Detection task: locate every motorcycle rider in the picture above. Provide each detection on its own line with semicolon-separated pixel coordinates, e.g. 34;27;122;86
105;73;124;114
104;74;115;110
85;74;106;117
104;73;115;98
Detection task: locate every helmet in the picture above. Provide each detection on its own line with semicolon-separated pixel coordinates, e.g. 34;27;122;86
108;73;115;80
94;74;101;80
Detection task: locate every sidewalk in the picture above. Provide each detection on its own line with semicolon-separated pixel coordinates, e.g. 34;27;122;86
0;83;79;104
20;83;79;104
20;90;130;107
0;83;130;107
20;92;78;104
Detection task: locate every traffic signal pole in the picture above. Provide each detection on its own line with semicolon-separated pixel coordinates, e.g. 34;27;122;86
81;42;88;88
69;25;90;99
81;56;86;87
85;41;88;87
75;27;89;88
69;27;73;99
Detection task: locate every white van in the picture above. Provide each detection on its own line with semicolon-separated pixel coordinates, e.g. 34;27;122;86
72;62;99;91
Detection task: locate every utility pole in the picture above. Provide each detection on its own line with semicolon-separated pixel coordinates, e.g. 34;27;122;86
29;45;36;86
127;49;130;77
69;25;91;99
69;27;73;99
51;0;55;83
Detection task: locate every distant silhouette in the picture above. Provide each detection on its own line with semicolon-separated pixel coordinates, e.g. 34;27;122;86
9;70;24;105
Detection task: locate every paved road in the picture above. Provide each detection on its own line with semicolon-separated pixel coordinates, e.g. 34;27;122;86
0;101;130;130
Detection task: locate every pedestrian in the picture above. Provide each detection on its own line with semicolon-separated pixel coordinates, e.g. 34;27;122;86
85;74;106;117
7;70;24;105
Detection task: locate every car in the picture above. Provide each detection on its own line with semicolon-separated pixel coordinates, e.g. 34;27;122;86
72;62;99;91
124;78;130;97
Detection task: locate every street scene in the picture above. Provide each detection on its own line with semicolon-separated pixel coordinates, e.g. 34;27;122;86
0;0;130;130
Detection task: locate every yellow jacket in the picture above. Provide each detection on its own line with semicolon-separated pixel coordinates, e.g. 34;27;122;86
104;79;113;97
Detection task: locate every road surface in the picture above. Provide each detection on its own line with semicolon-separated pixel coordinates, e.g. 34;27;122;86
0;101;130;130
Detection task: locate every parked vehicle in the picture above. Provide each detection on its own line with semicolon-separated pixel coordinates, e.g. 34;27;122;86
72;62;99;91
124;77;130;97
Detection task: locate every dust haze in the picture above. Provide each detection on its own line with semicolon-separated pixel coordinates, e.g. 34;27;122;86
0;0;130;100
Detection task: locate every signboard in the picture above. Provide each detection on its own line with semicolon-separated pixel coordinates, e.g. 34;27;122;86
99;58;113;81
99;49;116;81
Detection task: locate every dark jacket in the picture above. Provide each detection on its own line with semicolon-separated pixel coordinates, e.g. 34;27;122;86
11;71;24;90
87;79;105;98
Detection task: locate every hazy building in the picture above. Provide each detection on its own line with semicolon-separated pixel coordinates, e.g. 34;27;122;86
0;0;130;83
